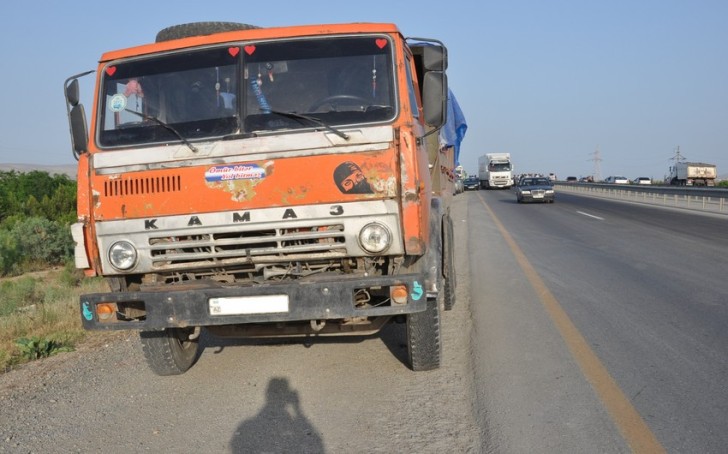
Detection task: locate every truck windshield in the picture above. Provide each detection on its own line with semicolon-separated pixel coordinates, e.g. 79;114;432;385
489;163;511;171
98;36;396;148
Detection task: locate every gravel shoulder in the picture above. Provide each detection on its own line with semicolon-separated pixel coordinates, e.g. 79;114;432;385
0;195;481;453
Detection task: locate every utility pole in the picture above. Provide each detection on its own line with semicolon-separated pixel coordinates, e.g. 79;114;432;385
666;146;686;184
588;146;602;181
670;145;686;163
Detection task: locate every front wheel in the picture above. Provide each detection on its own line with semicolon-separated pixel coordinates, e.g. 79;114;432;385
406;297;442;371
140;328;200;376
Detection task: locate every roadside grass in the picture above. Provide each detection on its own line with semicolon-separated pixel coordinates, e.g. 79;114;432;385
0;263;108;372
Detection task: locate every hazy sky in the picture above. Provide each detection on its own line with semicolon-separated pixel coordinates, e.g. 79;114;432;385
2;1;726;180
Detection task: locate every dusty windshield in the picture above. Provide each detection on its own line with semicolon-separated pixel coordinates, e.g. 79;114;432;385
98;36;396;148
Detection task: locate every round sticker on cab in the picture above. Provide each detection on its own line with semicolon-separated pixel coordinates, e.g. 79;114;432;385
109;94;127;112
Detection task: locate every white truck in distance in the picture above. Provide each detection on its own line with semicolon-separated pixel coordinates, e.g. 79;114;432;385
478;153;513;189
667;162;717;186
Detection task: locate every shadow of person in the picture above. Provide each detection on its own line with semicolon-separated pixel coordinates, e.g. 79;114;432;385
230;377;324;453
373;318;411;369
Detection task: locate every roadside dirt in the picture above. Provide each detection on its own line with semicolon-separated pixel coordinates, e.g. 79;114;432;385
0;196;481;453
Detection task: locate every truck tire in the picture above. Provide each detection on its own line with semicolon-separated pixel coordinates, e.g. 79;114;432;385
406;297;442;371
140;328;200;376
155;22;260;42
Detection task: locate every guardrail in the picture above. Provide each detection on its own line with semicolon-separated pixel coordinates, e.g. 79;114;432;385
554;183;728;215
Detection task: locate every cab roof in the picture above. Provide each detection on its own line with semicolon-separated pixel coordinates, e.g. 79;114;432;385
100;22;402;62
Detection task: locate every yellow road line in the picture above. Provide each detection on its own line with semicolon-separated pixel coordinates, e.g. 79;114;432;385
478;195;665;454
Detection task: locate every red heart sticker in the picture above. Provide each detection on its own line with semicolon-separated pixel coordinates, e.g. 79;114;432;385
244;45;256;55
228;47;240;57
105;66;117;76
375;39;387;49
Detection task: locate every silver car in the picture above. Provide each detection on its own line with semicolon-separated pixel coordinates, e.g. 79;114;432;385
633;177;652;185
605;176;629;184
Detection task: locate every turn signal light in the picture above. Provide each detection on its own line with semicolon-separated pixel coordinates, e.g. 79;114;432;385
391;285;409;305
96;303;117;321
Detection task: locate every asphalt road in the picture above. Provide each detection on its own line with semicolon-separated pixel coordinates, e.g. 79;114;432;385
465;187;728;453
1;189;726;453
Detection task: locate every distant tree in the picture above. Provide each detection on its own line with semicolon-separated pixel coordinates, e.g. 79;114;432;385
0;171;77;275
44;184;78;224
0;171;76;223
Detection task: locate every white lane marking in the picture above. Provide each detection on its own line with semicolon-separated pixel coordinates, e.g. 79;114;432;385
577;211;604;220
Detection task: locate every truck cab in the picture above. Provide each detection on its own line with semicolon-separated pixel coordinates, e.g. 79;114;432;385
64;22;460;375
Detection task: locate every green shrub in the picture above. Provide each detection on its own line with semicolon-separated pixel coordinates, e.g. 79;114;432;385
11;217;74;266
0;170;77;276
0;170;76;224
0;230;20;276
1;268;108;372
59;260;84;288
0;281;20;317
15;336;73;360
0;276;39;315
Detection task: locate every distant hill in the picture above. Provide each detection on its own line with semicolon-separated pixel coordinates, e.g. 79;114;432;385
0;163;77;180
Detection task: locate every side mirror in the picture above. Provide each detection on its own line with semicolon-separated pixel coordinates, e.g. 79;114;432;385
423;72;446;127
64;71;93;158
70;104;88;155
66;79;80;107
422;45;447;72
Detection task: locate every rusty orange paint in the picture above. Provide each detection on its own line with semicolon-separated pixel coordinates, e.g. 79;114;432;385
75;153;101;274
76;153;90;219
398;127;430;256
395;43;431;256
90;151;400;220
81;22;435;269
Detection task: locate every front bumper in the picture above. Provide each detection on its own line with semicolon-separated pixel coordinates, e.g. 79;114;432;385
519;193;555;203
80;272;428;331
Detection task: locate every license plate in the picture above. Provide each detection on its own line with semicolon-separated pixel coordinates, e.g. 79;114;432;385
209;295;289;315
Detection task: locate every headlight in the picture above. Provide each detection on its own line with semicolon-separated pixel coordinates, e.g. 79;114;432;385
520;190;531;194
358;223;392;253
108;241;138;270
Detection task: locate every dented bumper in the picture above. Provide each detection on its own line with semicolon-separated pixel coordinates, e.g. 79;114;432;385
80;273;428;330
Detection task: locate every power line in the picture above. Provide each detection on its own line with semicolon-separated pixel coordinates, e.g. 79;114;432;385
588;145;602;181
669;145;686;163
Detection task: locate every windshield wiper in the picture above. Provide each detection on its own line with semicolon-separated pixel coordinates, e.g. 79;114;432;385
124;109;198;153
269;110;349;140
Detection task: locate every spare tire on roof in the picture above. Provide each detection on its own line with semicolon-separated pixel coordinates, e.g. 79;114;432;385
155;22;260;42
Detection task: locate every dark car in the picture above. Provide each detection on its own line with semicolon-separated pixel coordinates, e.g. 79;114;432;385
516;177;555;203
462;176;480;191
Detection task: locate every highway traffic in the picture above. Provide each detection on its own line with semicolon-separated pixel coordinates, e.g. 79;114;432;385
1;187;726;453
466;187;728;452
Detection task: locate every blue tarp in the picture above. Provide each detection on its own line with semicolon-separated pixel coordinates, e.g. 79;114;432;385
439;89;467;166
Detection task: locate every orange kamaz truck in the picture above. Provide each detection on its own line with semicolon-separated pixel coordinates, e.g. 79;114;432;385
64;22;461;375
